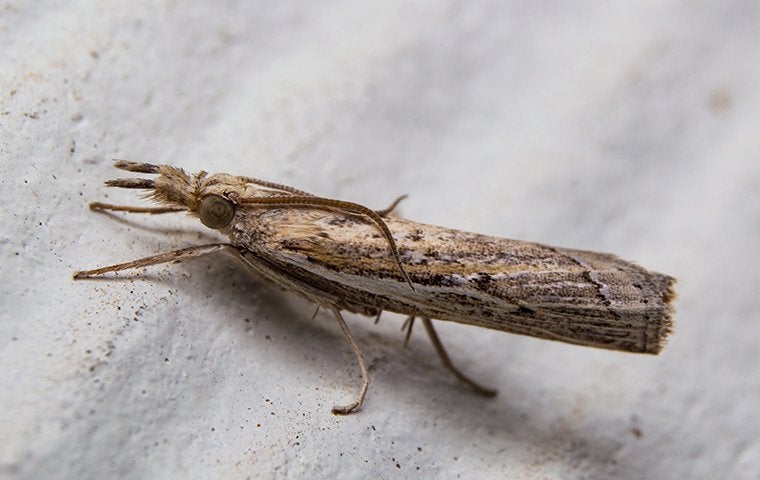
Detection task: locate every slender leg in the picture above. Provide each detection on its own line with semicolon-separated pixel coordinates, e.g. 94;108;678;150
400;315;415;348
89;202;185;214
421;318;497;397
73;244;239;278
329;307;370;415
375;194;408;217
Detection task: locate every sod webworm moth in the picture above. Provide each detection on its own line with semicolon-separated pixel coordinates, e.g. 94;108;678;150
74;161;676;414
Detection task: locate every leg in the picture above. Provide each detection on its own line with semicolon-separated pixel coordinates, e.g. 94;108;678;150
400;315;415;348
329;307;370;415
421;318;497;397
73;244;238;278
89;202;185;214
375;194;408;217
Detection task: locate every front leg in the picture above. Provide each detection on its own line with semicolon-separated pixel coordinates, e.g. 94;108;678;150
73;244;241;278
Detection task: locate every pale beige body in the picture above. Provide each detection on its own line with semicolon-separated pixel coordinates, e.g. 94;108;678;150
75;161;676;414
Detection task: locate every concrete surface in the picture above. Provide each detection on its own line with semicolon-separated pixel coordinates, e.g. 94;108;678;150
1;1;759;479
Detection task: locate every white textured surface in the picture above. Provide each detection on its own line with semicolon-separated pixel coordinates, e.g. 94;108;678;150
2;2;759;479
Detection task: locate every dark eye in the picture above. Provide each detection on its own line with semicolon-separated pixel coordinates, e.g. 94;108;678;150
198;194;235;229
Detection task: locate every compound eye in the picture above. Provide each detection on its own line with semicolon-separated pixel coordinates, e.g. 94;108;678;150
198;194;235;229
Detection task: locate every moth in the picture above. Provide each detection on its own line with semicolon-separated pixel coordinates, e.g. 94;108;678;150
74;161;676;414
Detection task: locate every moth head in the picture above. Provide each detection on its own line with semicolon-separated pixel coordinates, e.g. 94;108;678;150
105;160;248;231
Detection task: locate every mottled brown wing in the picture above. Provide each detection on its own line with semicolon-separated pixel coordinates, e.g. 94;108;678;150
228;208;675;354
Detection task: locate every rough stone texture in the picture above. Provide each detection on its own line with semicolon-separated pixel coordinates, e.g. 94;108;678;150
1;2;758;479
